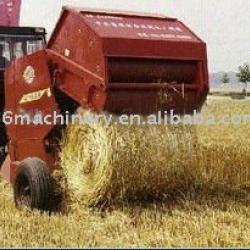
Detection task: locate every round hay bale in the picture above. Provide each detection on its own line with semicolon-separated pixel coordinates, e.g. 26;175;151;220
55;109;250;210
57;111;197;208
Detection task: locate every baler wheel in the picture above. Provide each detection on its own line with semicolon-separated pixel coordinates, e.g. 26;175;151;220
14;158;54;211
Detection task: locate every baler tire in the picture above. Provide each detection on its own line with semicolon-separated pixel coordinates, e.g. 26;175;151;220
14;158;54;211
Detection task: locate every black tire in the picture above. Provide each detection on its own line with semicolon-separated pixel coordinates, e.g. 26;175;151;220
14;157;54;211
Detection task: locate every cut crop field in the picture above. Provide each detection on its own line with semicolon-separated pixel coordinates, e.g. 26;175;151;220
0;99;249;248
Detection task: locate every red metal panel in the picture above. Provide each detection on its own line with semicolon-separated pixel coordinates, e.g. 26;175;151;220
0;0;21;26
103;38;205;59
104;89;206;115
47;9;105;79
82;12;200;42
46;49;106;112
5;50;57;142
4;51;58;171
108;58;197;84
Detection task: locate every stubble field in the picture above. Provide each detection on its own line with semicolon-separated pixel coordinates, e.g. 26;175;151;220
0;99;249;248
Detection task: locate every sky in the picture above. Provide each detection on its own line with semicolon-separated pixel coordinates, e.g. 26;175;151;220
19;0;250;73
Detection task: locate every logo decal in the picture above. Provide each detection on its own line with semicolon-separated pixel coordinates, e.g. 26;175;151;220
23;66;35;84
19;88;52;104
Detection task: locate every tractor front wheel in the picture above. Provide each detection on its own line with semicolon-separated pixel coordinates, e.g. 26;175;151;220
14;158;54;211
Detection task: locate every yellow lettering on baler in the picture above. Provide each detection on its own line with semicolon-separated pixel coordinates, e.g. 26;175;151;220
19;88;51;104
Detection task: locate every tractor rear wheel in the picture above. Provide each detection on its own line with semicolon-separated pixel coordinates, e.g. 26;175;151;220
14;158;54;211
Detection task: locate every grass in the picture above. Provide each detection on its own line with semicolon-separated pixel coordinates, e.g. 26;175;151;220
0;99;249;248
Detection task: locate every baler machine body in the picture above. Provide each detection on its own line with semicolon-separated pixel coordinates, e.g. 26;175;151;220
2;7;209;186
47;7;209;114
